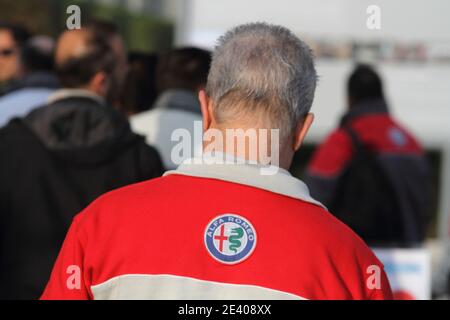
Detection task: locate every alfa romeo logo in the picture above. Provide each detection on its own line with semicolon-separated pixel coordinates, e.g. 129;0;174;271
204;214;257;265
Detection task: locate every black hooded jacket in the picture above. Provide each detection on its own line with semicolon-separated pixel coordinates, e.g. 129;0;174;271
0;94;164;299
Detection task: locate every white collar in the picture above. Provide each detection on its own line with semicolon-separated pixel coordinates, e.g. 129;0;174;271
47;89;105;105
164;153;326;209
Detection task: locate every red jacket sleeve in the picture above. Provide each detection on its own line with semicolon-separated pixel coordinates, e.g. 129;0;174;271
40;214;91;300
304;129;354;205
308;129;353;177
366;260;394;300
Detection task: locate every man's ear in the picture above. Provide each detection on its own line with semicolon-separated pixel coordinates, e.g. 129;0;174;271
198;89;214;132
293;113;314;151
88;72;108;97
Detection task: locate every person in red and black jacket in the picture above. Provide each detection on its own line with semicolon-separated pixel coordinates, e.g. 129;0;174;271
304;64;431;248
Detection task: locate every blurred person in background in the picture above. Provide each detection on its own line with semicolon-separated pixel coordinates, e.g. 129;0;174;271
0;20;163;299
42;23;391;300
118;52;159;116
304;64;430;248
0;22;31;96
0;35;59;127
130;47;211;169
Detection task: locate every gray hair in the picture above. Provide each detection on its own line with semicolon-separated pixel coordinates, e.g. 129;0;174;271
206;22;317;138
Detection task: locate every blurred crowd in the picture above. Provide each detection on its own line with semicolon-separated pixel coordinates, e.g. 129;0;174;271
0;19;433;299
0;19;212;299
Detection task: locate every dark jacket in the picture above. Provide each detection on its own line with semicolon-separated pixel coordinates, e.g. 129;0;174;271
0;92;164;299
304;99;430;247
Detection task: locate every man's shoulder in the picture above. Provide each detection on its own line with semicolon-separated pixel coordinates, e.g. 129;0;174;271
130;109;159;130
77;175;168;211
72;177;164;228
97;175;168;201
283;196;366;245
319;127;353;149
0;87;53;103
291;203;383;273
0;119;33;145
131;108;201;133
0;120;41;180
308;127;353;176
352;114;424;154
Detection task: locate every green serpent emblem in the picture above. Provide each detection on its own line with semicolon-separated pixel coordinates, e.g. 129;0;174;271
228;227;244;253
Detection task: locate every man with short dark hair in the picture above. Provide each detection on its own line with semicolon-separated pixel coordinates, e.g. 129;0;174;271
131;47;211;168
0;21;163;299
155;47;211;98
56;20;128;106
305;64;430;247
118;52;159;116
0;22;31;95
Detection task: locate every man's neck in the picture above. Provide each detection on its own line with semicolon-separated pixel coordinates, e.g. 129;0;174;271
202;126;290;170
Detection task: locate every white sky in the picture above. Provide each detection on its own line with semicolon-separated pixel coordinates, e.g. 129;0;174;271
184;0;450;45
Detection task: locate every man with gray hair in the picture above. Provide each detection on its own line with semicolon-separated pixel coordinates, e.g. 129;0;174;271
42;23;392;300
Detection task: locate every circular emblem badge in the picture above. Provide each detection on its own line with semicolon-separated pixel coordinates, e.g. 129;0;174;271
389;127;407;147
204;214;257;265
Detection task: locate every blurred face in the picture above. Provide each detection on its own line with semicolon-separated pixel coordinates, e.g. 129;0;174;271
0;29;21;83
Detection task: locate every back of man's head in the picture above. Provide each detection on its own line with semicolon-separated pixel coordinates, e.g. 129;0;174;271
21;36;55;74
347;64;384;107
156;47;211;94
120;52;159;115
54;20;121;98
206;22;317;140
